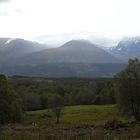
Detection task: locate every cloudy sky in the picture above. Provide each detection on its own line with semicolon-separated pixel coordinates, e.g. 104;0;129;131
0;0;140;45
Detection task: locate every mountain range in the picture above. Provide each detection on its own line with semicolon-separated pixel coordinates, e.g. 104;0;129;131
9;40;120;65
108;37;140;61
0;38;48;62
0;37;140;77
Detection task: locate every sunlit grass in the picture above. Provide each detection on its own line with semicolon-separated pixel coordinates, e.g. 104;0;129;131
28;104;131;125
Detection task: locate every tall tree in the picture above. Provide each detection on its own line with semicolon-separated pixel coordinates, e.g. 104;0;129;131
115;58;140;121
0;74;24;123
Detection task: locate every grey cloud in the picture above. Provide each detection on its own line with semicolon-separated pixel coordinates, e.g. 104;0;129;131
0;0;11;3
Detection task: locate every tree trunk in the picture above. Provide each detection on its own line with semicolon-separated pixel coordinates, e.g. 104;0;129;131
56;116;60;124
134;114;140;122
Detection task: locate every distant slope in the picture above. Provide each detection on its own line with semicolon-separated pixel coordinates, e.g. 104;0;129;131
0;38;49;61
0;39;125;77
11;40;121;65
0;63;126;77
0;38;10;47
109;37;140;61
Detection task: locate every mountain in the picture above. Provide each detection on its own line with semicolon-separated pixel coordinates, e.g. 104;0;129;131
0;38;48;62
0;63;126;77
0;39;125;77
0;38;10;46
109;37;140;61
11;40;120;65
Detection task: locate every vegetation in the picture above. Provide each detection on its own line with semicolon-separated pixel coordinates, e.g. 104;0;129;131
9;76;116;111
0;105;140;140
49;94;64;123
0;58;140;139
115;58;140;121
0;74;24;124
28;104;126;126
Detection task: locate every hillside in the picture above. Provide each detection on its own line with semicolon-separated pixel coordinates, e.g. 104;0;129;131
0;38;48;62
0;63;126;77
0;39;125;77
109;37;140;61
10;40;120;65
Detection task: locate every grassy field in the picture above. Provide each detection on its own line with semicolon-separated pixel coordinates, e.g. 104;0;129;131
0;104;140;140
28;104;130;125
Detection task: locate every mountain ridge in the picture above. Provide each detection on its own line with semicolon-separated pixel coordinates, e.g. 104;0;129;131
7;40;120;66
108;37;140;61
0;38;50;62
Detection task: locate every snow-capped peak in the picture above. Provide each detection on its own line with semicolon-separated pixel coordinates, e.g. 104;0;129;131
120;37;140;44
5;38;16;44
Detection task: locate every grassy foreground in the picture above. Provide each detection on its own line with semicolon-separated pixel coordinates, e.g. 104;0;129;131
0;105;140;140
28;104;128;125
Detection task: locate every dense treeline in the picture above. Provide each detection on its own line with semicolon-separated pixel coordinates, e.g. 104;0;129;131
0;75;24;123
0;58;140;124
8;77;116;110
115;58;140;121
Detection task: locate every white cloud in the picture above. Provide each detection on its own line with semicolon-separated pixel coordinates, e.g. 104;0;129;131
0;0;140;43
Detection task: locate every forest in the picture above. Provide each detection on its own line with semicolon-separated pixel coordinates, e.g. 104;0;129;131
0;58;140;139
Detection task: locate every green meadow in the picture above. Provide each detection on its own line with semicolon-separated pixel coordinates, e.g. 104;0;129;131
28;104;128;125
0;104;140;140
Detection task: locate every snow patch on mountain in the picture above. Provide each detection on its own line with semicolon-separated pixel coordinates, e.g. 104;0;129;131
5;38;16;44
